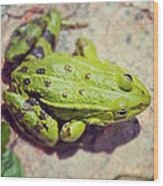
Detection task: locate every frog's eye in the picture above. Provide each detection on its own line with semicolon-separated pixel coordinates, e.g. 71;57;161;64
117;73;133;92
123;73;133;82
116;108;127;116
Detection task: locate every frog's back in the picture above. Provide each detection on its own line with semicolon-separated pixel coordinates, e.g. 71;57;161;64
12;53;149;120
14;54;119;100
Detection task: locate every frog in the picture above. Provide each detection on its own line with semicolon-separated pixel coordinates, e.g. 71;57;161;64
2;8;151;147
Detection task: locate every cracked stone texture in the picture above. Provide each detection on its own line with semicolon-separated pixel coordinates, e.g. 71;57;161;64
1;2;154;180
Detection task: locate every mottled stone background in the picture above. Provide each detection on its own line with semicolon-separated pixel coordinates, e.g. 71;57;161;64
1;1;154;180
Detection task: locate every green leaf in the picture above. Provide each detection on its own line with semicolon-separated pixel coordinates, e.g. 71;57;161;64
1;121;10;153
1;149;24;177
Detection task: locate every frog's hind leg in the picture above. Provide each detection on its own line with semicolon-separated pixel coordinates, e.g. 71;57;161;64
24;9;62;61
60;120;86;142
73;37;99;62
3;90;59;147
5;17;44;65
5;8;61;65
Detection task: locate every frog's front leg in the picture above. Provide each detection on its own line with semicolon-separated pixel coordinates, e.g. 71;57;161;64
60;120;86;142
73;37;99;62
3;90;59;147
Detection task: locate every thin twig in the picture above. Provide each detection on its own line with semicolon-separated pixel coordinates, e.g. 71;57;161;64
4;7;44;20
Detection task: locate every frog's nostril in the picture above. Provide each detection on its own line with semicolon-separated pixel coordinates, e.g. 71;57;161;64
140;93;151;108
146;94;151;106
140;88;151;106
141;90;145;95
138;103;144;110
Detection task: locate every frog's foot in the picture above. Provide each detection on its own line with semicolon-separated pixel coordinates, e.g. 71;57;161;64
3;90;59;147
60;120;86;142
73;37;99;62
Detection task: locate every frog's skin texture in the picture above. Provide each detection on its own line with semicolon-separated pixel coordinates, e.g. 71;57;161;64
3;9;151;147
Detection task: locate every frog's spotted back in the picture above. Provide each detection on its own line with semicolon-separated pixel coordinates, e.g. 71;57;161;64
11;52;151;122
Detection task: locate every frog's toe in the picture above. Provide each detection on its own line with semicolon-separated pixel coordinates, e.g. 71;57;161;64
73;37;98;61
60;120;86;142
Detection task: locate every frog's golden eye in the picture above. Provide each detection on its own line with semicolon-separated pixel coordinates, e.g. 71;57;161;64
123;73;133;82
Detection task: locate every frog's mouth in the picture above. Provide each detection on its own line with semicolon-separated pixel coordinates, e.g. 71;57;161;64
127;102;150;119
126;86;151;119
113;99;151;121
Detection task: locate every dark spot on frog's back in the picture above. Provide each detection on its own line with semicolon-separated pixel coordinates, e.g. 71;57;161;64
19;66;28;73
43;29;56;49
79;89;85;95
62;92;68;98
85;73;92;79
44;80;51;87
64;65;72;72
31;46;45;59
36;68;46;74
23;78;31;85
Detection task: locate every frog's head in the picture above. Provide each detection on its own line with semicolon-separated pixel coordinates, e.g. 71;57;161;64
107;68;151;121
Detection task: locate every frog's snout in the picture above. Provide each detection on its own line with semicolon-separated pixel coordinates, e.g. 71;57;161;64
143;90;151;107
126;86;151;119
138;86;151;111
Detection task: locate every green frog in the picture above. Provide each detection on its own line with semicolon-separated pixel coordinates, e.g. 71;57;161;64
3;8;151;147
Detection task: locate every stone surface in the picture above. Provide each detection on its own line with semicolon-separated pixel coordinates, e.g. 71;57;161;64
1;1;154;180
